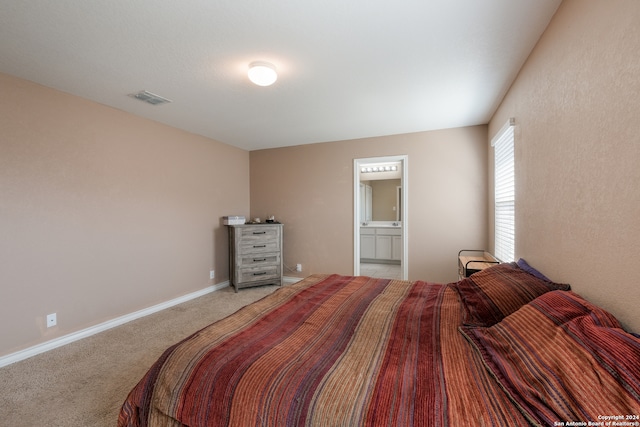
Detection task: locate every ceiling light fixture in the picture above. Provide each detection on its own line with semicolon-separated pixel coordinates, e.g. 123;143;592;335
248;61;278;86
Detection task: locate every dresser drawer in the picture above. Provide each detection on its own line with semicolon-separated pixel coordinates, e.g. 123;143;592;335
239;253;280;267
238;265;280;283
240;241;280;254
240;226;280;241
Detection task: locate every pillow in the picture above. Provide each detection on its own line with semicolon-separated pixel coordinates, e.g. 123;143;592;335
516;258;552;281
450;262;569;326
460;290;640;426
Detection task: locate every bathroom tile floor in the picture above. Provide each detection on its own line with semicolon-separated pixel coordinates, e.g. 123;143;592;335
360;262;402;280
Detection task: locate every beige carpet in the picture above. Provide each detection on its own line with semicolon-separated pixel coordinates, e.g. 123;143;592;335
0;284;279;426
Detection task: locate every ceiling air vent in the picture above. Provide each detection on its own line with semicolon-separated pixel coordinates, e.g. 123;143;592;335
128;90;172;105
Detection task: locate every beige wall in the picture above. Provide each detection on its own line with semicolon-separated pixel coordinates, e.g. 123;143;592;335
0;73;250;357
489;0;640;332
250;126;488;283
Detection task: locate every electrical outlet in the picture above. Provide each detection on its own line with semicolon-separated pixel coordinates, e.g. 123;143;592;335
46;313;57;328
296;264;302;272
210;270;215;280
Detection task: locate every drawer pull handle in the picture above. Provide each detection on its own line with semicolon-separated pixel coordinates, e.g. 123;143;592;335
253;272;267;276
253;231;266;235
253;245;266;248
253;258;267;262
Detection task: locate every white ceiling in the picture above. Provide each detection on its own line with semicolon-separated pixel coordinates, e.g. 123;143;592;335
0;0;561;151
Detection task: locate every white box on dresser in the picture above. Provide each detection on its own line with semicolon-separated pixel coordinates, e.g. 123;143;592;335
227;223;283;292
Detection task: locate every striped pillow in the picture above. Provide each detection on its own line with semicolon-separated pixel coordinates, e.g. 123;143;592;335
460;290;640;426
451;262;569;326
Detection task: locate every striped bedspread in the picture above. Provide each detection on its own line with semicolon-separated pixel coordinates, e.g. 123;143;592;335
118;274;527;426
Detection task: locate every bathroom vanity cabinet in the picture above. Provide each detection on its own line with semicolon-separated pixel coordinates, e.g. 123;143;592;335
360;226;401;263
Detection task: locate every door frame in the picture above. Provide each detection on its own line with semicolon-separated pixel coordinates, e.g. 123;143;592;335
353;155;408;279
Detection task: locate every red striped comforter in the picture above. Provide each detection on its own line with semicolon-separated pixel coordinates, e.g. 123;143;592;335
118;273;639;426
118;274;526;426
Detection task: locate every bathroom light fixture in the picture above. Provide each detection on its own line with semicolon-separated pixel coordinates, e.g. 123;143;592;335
361;165;398;173
248;61;278;86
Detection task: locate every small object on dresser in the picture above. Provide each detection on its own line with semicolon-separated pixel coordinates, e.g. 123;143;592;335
223;215;246;225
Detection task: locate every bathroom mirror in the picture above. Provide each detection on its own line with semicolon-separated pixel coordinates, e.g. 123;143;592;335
358;160;402;223
360;179;401;221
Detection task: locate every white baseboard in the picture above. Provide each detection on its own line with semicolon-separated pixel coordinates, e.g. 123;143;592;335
0;277;306;368
0;281;230;368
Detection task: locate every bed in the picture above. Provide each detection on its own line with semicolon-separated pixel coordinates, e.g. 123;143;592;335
118;261;640;426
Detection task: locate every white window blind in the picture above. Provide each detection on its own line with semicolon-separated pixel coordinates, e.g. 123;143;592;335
492;118;515;262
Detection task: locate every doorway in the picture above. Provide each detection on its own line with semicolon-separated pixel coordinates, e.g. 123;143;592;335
354;155;408;280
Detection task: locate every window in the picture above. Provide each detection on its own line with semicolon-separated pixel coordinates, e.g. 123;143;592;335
492;118;515;262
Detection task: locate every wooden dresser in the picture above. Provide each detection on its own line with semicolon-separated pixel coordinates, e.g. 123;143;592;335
227;223;283;292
